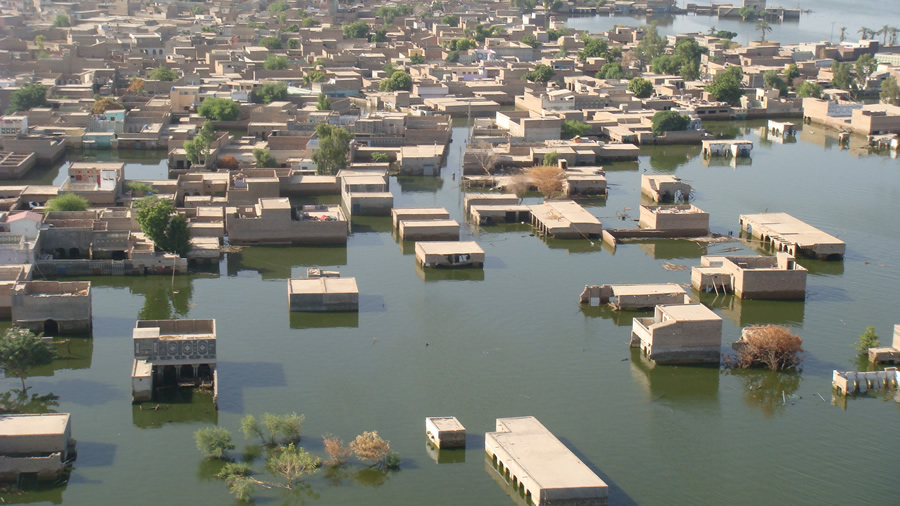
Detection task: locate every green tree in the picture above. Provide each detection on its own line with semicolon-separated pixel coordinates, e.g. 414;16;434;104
34;35;46;51
92;97;124;114
312;124;351;175
134;196;191;256
855;327;879;352
763;70;788;97
596;61;625;80
382;62;396;78
628;77;654;98
269;1;290;13
839;26;847;43
259;36;283;50
369;28;388;43
524;64;555;83
343;21;370;39
198;97;240;121
796;80;824;98
881;74;900;105
240;414;265;443
831;61;854;90
561;120;590;139
183;121;216;166
266;443;320;486
785;64;800;83
53;14;70;27
521;34;541;48
542;151;559;166
578;36;608;62
445;51;460;63
6;83;47;113
855;54;877;89
755;19;772;42
441;15;459;27
738;6;757;21
252;148;278;168
302;17;319;28
45;193;89;212
303;70;327;86
195;426;235;459
635;23;666;66
371;152;389;163
546;28;569;41
264;55;289;70
651;110;690;135
316;93;331;110
0;328;58;390
410;53;426;64
379;71;412;91
149;66;178;81
705;66;744;105
252;82;288;104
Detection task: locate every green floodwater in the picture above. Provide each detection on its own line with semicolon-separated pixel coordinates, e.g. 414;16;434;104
2;119;899;505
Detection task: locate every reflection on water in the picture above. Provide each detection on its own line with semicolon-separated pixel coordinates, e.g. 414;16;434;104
728;369;802;418
635;239;707;260
226;246;347;279
132;387;218;429
629;348;720;404
349;216;393;234
414;263;485;282
30;338;93;376
397;176;444;193
580;304;649;327
0;389;59;414
696;290;806;327
289;311;359;329
425;441;466;464
484;457;530;506
648;145;701;173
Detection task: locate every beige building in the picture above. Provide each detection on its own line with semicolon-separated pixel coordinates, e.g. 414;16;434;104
739;212;846;260
641;174;692;202
288;277;359;312
691;253;807;299
639;205;709;234
0;413;76;483
226;198;348;245
631;304;723;364
11;281;92;335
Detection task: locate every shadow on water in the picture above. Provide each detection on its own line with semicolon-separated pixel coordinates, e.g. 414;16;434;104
695;290;806;327
540;236;605;254
1;473;69;504
227;246;347;279
724;368;802;418
396;176;444;193
73;441;117;468
322;466;397;489
216;361;287;414
35;379;118;408
425;441;466;465
29;338;93;376
628;348;720;405
349;216;392;234
414;263;485;282
635;239;707;260
579;304;649;327
132;388;217;429
289;311;359;329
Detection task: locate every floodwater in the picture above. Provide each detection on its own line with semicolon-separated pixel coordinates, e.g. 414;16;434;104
3;119;899;505
566;0;900;46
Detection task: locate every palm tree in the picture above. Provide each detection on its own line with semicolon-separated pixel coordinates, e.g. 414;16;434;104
839;26;846;43
756;19;772;42
858;26;871;40
889;27;899;45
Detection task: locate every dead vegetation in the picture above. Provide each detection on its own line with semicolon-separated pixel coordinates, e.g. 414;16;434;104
526;164;567;199
728;325;804;371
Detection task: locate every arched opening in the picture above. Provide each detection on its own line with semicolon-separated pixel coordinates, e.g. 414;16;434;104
69;247;80;259
54;248;67;259
198;364;212;381
111;250;126;260
193;191;201;196
180;365;194;381
43;319;59;336
161;365;177;386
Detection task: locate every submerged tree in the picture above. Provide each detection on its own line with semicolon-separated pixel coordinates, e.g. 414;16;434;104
350;431;392;469
527;164;567;199
195;426;235;459
266;443;321;485
0;328;58;390
323;434;352;467
730;325;803;371
855;326;879;352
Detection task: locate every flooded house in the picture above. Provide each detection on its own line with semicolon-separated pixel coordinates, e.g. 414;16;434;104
485;416;608;506
0;264;31;317
580;283;689;309
131;319;217;406
339;169;393;217
225;198;348;245
630;304;723;364
638;205;709;235
463;193;520;215
391;208;451;229
0;413;76;483
529;200;603;239
11;281;92;335
867;325;900;365
0;152;37;179
415;241;485;268
399;220;460;241
691;253;808;299
832;368;899;396
701;139;753;158
739;212;846;260
641;174;692;202
288;277;359;312
58;162;124;206
426;417;466;449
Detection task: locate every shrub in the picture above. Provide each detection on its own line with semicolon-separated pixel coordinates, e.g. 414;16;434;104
323;434;352;467
527;165;567;198
561;120;590;139
45;193;89;212
855;327;879;352
126;182;154;195
385;451;401;470
731;325;803;371
252;148;278;168
350;431;391;468
542;151;558;166
371;152;389;163
92;98;124;114
651;110;690;136
217;155;240;170
149;66;178;81
194;426;235;459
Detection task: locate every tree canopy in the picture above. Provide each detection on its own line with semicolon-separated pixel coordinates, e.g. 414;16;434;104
651;111;690;135
881;74;900;105
343;21;370;39
628;77;654;98
705;66;744;105
46;193;89;212
197;97;240;121
316;93;331;111
830;62;854;91
252;82;288;104
379;71;412;91
7;84;47;113
149;66;178;81
0;328;58;390
134;196;191;256
561;120;590;139
312;124;351;175
595;61;625;80
264;55;289;70
524;64;555;83
92;97;124;114
252;148;278;168
763;70;788;97
409;54;426;64
53;14;70;27
259;36;283;50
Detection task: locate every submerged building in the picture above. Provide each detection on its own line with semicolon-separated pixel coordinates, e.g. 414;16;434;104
630;304;723;364
0;413;76;483
739;212;846;260
691;253;808;299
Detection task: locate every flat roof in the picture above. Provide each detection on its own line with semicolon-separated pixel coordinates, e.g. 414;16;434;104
428;416;465;432
610;283;686;297
488;417;607;491
402;219;459;228
259;198;291;210
289;277;358;295
416;241;484;255
740;212;845;247
0;413;70;436
392;207;449;215
659;303;720;321
529;200;602;227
